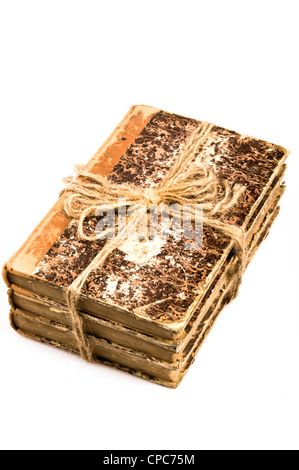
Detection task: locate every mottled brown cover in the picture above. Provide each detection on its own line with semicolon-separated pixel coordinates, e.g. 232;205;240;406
32;110;288;326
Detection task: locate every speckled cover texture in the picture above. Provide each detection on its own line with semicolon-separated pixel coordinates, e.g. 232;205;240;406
33;110;287;325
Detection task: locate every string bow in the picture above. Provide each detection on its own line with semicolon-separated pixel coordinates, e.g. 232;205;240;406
60;122;246;361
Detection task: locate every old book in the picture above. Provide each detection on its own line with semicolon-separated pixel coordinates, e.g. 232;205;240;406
3;105;289;387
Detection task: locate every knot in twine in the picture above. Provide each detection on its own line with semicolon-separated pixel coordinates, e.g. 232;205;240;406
60;122;247;362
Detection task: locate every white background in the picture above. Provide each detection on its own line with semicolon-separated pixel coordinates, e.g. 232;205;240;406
0;0;298;451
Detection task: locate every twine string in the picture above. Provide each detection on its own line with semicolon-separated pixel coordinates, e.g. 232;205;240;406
60;122;246;361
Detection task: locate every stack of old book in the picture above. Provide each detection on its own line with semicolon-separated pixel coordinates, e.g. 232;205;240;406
3;105;289;388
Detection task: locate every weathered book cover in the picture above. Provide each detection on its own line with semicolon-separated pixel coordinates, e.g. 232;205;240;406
4;106;289;342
